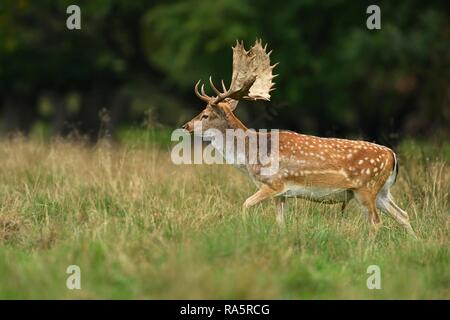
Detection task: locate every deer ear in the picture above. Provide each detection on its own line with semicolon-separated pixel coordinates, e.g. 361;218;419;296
226;99;239;111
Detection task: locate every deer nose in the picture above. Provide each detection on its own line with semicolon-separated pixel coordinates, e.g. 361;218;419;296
182;123;190;131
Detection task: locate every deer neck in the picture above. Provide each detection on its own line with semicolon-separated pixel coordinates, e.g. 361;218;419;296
208;112;258;170
224;111;248;131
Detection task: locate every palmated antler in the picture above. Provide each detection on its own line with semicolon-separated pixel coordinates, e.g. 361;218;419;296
194;39;278;107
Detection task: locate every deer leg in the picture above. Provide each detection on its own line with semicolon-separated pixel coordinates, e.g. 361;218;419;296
377;191;417;238
340;201;348;214
340;192;353;214
354;189;382;234
243;184;280;211
275;197;286;225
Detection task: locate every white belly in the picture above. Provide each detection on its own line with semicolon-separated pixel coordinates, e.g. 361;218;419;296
281;185;352;202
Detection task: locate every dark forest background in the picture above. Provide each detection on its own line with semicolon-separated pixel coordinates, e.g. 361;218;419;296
0;0;448;145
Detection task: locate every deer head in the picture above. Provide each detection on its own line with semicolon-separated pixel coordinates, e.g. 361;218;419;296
182;39;278;135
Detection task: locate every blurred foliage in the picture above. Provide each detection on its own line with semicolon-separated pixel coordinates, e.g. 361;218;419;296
0;0;448;143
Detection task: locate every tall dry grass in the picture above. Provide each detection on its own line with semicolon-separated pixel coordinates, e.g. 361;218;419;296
0;136;448;299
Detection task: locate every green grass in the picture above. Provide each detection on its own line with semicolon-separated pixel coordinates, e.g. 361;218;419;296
0;135;448;299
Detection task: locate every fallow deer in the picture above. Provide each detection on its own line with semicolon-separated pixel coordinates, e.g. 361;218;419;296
182;40;416;237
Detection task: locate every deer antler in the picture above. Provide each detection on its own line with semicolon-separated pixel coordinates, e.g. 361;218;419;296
229;39;278;101
194;39;278;106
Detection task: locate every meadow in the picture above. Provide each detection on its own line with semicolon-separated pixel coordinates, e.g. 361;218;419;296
0;131;448;299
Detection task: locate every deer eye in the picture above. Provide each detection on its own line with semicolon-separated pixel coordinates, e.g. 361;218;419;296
201;114;209;120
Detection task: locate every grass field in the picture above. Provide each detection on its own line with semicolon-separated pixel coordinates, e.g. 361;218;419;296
0;133;448;299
